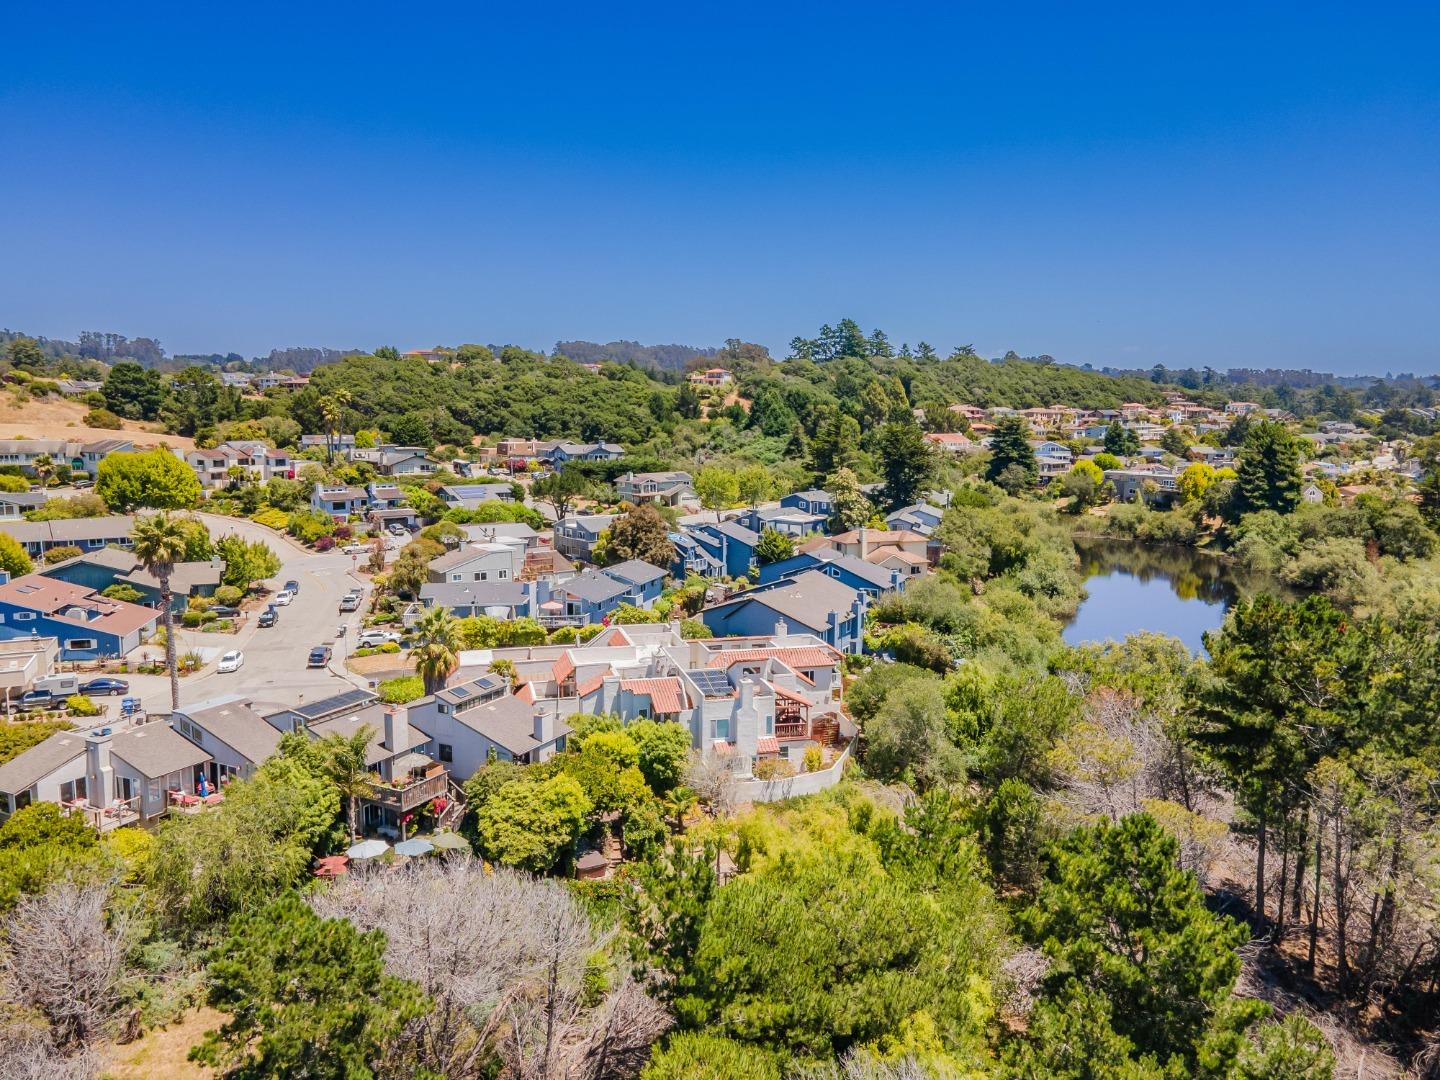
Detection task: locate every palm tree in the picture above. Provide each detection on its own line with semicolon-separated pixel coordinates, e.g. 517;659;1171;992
319;390;353;465
31;453;54;489
319;727;375;843
408;606;460;695
130;513;193;710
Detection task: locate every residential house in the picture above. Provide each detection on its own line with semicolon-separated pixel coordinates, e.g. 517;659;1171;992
0;438;134;478
0;635;60;702
737;505;827;538
426;542;522;585
0;491;47;520
365;482;406;509
0;719;211;828
687;367;733;386
757;548;905;597
616;471;694;507
1105;466;1181;505
700;570;868;653
1225;401;1262;415
598;559;668;607
186;441;294;489
300;433;357;453
39;547;222;611
0;572;159;660
348;445;436;477
407;675;568;777
885;503;944;536
542;441;625;464
924;432;976;455
0;515;136;558
55;378;104;396
311;484;369;519
438;482;514;509
171;695;284;787
779;489;835;518
672;520;759;579
827;528;929;562
552;513;615;562
419;580;532;618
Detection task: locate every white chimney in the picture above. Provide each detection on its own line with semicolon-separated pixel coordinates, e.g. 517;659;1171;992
533;708;555;745
383;705;408;755
773;617;788;639
86;729;115;808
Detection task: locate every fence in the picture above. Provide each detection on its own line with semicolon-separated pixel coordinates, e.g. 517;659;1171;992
732;742;852;804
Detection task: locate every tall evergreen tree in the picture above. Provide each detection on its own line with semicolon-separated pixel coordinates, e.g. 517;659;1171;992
985;415;1038;491
876;422;937;511
1233;420;1303;516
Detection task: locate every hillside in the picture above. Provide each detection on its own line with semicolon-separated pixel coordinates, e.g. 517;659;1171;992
0;389;196;450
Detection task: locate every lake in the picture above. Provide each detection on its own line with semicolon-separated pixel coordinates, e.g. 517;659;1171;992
1063;540;1257;653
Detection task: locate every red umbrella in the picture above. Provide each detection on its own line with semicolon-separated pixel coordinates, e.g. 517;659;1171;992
313;855;350;878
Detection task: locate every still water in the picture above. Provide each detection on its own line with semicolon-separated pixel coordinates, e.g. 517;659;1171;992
1063;540;1258;653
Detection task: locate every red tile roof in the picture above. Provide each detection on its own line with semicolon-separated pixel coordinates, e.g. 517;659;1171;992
551;653;575;683
619;677;685;714
706;646;841;671
755;736;780;754
773;684;812;707
576;674;607;698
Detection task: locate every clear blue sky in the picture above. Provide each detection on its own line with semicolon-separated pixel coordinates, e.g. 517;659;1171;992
3;2;1437;373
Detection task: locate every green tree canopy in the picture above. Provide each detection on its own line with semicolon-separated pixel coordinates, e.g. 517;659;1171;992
96;448;202;511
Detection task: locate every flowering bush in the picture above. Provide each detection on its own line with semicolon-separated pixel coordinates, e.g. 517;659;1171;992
314;536;336;552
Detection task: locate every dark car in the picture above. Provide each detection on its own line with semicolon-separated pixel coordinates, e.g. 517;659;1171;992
79;677;130;696
284;579;300;595
17;689;57;710
209;605;242;618
258;607;278;628
307;645;332;668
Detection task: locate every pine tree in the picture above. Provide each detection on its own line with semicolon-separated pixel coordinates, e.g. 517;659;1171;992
985;415;1038;491
1233;420;1302;516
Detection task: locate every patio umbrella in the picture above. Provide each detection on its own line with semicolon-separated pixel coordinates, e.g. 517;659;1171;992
429;832;470;851
346;838;391;860
313;855;350;878
394;838;434;857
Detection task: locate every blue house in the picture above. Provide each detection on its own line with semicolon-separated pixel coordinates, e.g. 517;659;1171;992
312;484;369;519
39;548;223;613
737;506;827;538
756;549;903;598
885;503;944;535
700;570;867;654
544;441;626;464
597;559;667;608
780;489;835;517
537;559;667;626
673;521;759;580
0;572;159;660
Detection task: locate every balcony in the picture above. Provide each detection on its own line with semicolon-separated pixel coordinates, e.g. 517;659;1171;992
365;771;447;813
774;721;810;740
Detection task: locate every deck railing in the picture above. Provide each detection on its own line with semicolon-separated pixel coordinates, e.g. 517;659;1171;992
365;772;447;813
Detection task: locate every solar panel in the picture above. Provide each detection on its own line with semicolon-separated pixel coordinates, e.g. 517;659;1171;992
689;670;735;698
295;687;375;719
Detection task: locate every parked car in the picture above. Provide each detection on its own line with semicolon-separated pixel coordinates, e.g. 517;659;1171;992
342;542;369;555
274;590;295;606
257;607;278;628
217;650;245;673
307;645;332;668
357;629;400;649
209;605;242;618
72;478;94;490
79;677;130;696
284;579;300;594
339;592;363;613
388;524;408;536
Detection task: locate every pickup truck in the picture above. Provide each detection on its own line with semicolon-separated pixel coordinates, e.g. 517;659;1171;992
17;689;62;711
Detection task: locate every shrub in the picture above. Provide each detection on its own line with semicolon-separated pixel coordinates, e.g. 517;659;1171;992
679;618;713;639
84;407;124;429
803;746;823;773
753;758;797;780
333;524;353;541
379;675;425;704
378;641;401;653
181;611;204;628
213;585;244;606
313;535;336;552
66;694;102;717
101;583;145;603
42;545;83;564
250;507;290;530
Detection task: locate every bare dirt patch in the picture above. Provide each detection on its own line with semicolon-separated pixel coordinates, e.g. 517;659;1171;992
0;392;195;451
101;1006;223;1079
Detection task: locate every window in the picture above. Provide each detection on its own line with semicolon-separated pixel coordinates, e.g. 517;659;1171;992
498;569;509;579
450;573;462;582
60;777;87;803
65;638;97;651
13;612;34;622
438;743;453;763
714;716;730;740
438;703;449;714
14;789;32;811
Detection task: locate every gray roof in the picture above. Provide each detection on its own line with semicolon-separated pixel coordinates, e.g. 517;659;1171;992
429;674;509;706
427;544;514;573
707;570;860;633
420;580;529;609
0;515;135;545
441;483;511;501
111;723;212;779
176;696;283;765
443;693;570;754
706;520;760;546
460;522;538;543
788;488;831;501
0;730;87;794
803;550;896;590
558;514;615;536
603;559;668;586
0;492;47;509
315;485;367;501
559;570;631;605
307;706;429;766
123;558;225;594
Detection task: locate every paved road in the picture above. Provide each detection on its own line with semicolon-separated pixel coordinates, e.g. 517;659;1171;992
120;514;388;716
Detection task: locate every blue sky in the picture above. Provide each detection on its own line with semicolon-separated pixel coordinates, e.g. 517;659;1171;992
3;2;1437;373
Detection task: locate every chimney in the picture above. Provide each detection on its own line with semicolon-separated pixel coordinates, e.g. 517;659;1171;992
689;637;704;669
86;729;115;808
860;529;869;561
383;704;408;756
533;707;555;745
891;568;902;592
773;616;788;639
739;676;756;712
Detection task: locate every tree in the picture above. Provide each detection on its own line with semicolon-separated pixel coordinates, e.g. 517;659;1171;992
860;678;964;789
1233;420;1303;517
695;467;739;521
985;415;1038;490
827;467;873;532
101;361;163;420
736;464;773;507
131;513;193;709
318;390;353;464
1160;427;1190;458
675;381;702;419
809;412;862;478
628;719;693;794
5;335;45;369
30;453;55;489
192;895;429;1079
407;606;460;695
604;503;675;568
474;774;591;872
318;727;376;843
642;1033;781;1080
1060;460;1108;512
1177;462;1216;503
1023;814;1259;1073
754;528;794;566
531;466;594;519
0;532;33;577
216;535;281;590
1104;421;1141;457
0;804;102;912
96;448;201;511
876;421;937;510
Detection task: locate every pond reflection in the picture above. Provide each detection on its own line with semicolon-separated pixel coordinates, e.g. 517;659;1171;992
1064;539;1277;653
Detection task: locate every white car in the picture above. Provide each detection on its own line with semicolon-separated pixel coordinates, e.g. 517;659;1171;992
342;542;370;554
357;629;401;649
274;590;295;606
217;650;244;673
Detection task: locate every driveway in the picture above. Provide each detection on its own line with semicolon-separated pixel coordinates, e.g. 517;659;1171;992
121;514;386;716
